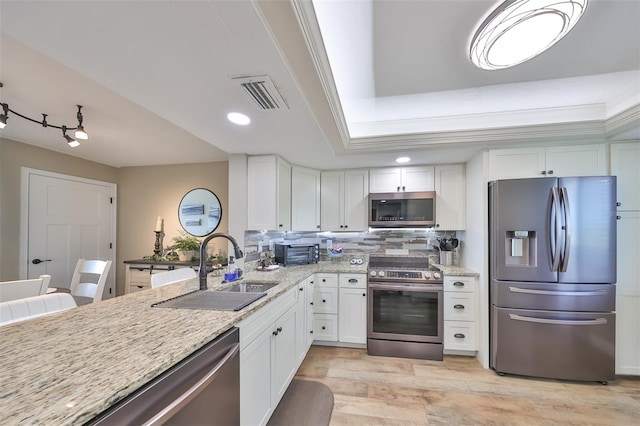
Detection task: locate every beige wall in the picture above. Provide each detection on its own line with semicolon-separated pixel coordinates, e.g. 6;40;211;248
117;163;228;294
0;138;229;296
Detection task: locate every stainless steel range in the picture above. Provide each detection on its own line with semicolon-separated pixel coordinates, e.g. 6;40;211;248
367;255;444;361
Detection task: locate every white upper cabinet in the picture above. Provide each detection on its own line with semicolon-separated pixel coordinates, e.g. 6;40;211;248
321;170;369;231
611;142;640;211
291;166;321;231
489;144;607;180
369;166;434;192
247;155;291;231
434;164;466;230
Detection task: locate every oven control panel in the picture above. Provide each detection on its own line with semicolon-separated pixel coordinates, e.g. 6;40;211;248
369;269;442;282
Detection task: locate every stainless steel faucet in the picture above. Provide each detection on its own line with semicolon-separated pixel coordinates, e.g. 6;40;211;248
198;233;244;290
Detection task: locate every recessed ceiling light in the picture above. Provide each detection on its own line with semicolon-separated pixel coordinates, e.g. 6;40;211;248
227;112;251;125
395;156;411;164
470;0;588;70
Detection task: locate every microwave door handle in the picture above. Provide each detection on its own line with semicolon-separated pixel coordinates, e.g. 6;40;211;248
550;187;562;272
560;187;571;273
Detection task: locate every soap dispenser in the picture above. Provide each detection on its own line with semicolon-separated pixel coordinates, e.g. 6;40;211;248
225;256;237;282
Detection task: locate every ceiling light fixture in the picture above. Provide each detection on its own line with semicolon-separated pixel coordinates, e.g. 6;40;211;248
395;156;411;164
0;82;89;147
227;112;251;125
469;0;588;70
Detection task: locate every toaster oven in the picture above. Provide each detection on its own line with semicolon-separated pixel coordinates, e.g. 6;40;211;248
274;243;320;266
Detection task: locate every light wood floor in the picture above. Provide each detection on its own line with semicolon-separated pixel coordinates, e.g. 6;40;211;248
296;346;640;426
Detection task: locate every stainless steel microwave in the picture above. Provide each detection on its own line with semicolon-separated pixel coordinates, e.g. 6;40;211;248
369;191;436;227
274;242;320;266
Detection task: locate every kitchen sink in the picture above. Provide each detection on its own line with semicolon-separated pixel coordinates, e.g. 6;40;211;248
224;281;279;293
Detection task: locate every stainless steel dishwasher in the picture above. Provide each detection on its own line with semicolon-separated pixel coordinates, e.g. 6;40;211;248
87;327;239;426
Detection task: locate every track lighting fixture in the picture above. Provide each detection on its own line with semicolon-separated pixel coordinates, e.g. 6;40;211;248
0;82;89;147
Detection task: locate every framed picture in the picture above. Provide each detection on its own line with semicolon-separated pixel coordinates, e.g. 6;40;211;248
181;204;204;216
185;218;201;227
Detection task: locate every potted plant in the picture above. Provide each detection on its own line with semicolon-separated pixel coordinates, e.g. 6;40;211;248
168;231;201;261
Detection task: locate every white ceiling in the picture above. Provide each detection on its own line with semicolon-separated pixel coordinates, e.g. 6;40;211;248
1;0;638;170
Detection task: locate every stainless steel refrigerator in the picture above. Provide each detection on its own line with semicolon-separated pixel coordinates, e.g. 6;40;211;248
489;176;617;383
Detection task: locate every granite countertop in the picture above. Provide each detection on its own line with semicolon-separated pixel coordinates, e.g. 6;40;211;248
0;259;367;425
432;263;480;277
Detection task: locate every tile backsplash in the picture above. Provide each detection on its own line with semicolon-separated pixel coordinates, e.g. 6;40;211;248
244;229;460;263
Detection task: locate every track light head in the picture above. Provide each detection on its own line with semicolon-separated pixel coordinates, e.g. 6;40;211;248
74;105;88;140
0;103;8;129
62;125;80;148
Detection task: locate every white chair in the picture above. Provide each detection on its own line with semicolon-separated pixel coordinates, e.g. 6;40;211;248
69;259;112;303
0;275;52;302
0;293;77;326
151;268;197;288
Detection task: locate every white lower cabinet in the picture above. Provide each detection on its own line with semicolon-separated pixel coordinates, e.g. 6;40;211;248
443;276;478;352
338;274;367;344
239;287;298;426
314;272;367;345
295;275;314;368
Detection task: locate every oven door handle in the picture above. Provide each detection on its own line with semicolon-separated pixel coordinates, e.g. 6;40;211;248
368;283;442;292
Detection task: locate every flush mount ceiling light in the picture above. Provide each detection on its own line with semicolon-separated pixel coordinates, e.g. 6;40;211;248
227;112;251;125
395;156;411;164
0;82;89;147
470;0;588;70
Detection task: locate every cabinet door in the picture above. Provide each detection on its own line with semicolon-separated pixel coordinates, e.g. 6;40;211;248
291;166;321;231
240;329;272;426
313;287;338;314
369;168;401;193
615;295;640;375
611;142;640;211
277;158;292;231
343;170;369;231
320;171;344;231
248;156;278;230
546;144;607;177
434;164;465;230
272;306;297;405
338;287;367;344
401;166;435;192
488;147;546;180
295;279;307;368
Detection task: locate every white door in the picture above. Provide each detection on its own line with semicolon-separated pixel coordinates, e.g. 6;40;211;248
22;169;116;298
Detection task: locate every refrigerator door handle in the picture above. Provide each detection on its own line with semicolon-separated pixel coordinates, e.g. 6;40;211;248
550;187;562;272
509;314;608;326
508;286;608;297
559;187;571;272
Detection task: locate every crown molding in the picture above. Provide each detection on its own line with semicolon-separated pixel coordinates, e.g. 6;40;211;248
605;103;640;138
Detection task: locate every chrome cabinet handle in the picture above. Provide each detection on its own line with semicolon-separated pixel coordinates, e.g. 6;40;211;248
509;313;607;326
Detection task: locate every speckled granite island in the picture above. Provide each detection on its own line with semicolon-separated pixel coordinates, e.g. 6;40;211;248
0;260;367;425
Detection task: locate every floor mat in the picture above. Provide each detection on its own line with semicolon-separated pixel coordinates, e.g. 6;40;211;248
267;379;334;426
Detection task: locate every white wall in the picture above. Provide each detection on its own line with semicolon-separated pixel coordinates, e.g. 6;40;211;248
460;151;489;368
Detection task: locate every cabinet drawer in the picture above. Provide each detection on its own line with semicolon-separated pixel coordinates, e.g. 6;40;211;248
313;287;338;314
313;314;337;341
444;276;477;292
315;273;338;288
129;283;150;293
128;268;153;283
444;293;476;321
444;321;477;351
339;273;366;289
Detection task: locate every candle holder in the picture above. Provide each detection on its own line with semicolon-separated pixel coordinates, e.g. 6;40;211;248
154;231;164;256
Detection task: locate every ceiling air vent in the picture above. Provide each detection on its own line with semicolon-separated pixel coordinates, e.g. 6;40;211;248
234;75;288;111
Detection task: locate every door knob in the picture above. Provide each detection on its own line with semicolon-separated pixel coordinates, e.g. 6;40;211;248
32;258;52;264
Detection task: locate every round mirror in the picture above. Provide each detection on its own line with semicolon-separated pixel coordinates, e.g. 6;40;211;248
178;188;222;237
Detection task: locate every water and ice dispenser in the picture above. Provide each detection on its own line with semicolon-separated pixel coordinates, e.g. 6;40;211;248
505;230;536;266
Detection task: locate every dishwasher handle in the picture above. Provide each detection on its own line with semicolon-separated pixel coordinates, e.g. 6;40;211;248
143;342;240;426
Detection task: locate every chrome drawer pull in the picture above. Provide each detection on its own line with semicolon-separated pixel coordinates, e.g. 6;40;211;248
509;314;607;326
